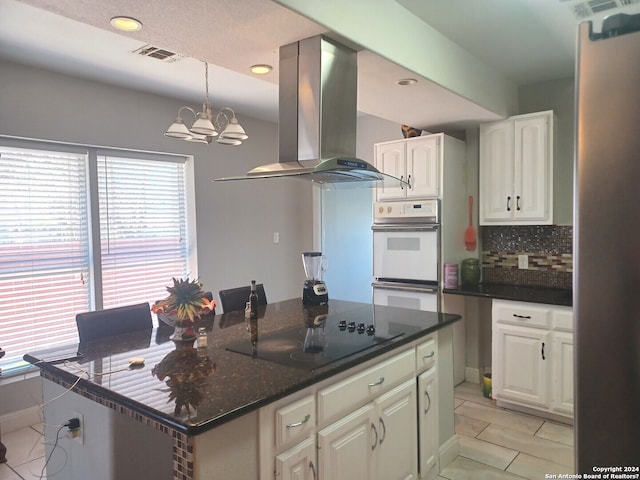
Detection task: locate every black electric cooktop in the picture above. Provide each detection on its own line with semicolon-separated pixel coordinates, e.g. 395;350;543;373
226;310;403;371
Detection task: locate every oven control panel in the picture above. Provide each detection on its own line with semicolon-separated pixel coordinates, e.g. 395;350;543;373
373;199;439;224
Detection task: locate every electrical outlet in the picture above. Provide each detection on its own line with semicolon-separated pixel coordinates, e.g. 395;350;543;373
71;412;83;445
518;254;529;270
273;232;279;244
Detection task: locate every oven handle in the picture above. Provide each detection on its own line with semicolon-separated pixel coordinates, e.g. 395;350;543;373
371;224;439;232
372;282;439;294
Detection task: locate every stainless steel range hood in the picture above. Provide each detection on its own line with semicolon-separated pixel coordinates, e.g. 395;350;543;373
214;36;406;188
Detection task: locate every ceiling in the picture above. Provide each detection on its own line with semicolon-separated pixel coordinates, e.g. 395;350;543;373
1;0;639;131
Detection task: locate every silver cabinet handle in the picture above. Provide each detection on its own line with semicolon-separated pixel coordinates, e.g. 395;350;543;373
309;461;317;480
368;376;385;387
286;414;310;429
407;174;412;189
371;422;379;451
423;351;435;360
379;417;386;445
400;175;404;190
424;388;432;415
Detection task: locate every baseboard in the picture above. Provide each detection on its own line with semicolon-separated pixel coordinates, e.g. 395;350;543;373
439;433;459;470
0;406;41;434
496;400;574;426
465;367;480;384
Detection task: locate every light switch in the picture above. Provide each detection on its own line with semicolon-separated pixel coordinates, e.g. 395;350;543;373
273;232;279;244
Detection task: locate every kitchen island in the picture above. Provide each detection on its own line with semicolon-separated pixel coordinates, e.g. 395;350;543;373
25;299;461;480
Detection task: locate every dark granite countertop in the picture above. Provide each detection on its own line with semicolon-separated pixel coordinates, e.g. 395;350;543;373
24;299;461;436
443;283;573;307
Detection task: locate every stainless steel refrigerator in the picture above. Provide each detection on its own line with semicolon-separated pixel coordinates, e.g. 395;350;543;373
575;13;640;472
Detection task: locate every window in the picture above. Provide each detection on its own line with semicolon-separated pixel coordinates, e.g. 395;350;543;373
0;141;193;374
97;154;189;309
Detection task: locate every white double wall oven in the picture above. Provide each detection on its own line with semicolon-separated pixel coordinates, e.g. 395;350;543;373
372;199;441;312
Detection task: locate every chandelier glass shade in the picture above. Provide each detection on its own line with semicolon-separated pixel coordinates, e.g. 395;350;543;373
165;62;247;145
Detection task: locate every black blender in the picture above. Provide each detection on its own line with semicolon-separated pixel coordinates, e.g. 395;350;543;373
302;252;328;305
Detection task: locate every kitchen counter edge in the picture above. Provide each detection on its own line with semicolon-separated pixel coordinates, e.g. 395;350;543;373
443;283;572;307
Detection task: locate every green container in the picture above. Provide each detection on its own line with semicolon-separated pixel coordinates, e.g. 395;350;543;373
483;373;492;399
460;258;481;286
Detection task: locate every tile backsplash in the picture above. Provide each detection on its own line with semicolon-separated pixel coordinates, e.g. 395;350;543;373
481;225;573;289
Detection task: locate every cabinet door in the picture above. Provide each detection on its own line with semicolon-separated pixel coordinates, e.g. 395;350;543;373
406;136;440;198
375;142;406;201
514;115;550;222
318;404;375;480
374;379;418;480
494;324;550;408
479;121;515;223
276;436;317;480
552;331;574;416
418;367;439;480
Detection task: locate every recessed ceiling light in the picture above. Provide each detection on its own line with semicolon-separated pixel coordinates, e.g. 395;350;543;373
110;16;142;32
397;78;418;86
250;64;273;75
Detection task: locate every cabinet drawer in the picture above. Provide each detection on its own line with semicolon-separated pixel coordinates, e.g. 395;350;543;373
493;300;551;329
275;395;315;448
317;348;415;424
416;335;437;372
552;307;573;332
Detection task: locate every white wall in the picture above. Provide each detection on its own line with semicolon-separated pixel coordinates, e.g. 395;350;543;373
0;59;314;415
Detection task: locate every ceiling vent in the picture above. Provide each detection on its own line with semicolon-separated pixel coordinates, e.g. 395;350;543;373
133;45;183;62
560;0;640;19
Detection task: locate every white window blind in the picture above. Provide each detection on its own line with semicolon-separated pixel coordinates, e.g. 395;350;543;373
97;155;188;309
0;146;90;369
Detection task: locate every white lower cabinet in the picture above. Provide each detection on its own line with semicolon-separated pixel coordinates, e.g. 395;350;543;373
418;367;439;480
261;335;442;480
551;330;574;416
494;324;551;408
492;300;573;419
276;436;317;480
317;379;417;480
317;403;376;480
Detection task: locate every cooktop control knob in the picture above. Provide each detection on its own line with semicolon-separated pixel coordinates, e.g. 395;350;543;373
357;323;366;333
347;321;356;332
366;324;375;335
338;320;347;330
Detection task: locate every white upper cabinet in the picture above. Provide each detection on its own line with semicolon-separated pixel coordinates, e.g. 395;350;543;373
375;135;440;201
480;111;553;225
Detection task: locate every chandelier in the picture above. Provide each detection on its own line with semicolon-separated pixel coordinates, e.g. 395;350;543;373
164;62;248;145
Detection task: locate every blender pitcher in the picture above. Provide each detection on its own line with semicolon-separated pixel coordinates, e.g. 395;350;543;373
302;252;328;305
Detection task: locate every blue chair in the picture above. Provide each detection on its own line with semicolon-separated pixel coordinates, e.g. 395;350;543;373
75;303;153;343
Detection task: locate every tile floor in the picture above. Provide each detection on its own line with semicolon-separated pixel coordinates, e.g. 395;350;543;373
0;382;574;479
438;382;575;480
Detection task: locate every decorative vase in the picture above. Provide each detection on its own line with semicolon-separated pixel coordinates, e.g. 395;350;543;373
460;258;481;286
170;323;197;346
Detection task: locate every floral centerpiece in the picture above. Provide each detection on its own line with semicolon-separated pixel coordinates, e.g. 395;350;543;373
151;277;216;342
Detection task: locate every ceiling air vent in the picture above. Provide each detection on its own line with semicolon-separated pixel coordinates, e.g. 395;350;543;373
560;0;640;19
133;45;183;63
